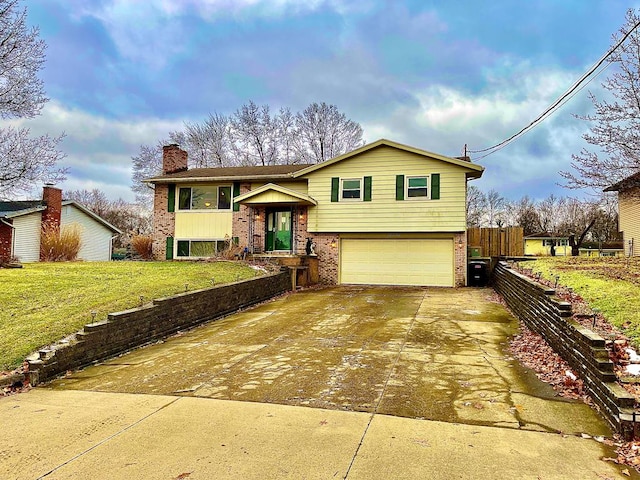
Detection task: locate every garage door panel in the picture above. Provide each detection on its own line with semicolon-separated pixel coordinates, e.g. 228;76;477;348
340;238;454;287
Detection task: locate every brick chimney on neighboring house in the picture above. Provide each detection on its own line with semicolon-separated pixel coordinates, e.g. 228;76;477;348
41;184;62;229
162;144;188;174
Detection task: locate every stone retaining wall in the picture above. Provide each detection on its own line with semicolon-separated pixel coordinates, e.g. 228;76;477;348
493;261;639;439
28;271;291;385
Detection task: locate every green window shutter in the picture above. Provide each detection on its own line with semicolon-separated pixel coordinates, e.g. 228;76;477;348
165;237;174;260
331;177;339;202
363;176;372;201
431;174;440;200
167;184;176;212
395;175;404;201
233;182;241;212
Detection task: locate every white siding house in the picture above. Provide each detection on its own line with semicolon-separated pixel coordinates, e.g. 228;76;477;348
61;202;120;261
12;212;42;262
0;186;121;263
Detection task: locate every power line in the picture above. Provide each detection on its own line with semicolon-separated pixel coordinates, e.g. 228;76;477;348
468;17;640;158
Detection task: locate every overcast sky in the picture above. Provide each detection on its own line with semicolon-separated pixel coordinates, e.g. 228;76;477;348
10;0;639;202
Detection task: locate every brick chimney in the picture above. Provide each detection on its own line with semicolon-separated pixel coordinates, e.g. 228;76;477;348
162;144;188;174
41;185;62;229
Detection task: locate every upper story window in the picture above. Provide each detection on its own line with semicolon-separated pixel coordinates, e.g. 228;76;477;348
396;174;440;200
331;176;372;202
407;176;428;198
178;186;232;210
341;178;362;200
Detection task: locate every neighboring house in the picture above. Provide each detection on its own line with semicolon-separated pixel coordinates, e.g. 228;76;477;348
604;172;640;256
579;241;625;257
147;140;484;287
0;186;121;262
524;233;570;256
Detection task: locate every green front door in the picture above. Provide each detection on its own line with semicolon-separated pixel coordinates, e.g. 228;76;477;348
266;209;292;252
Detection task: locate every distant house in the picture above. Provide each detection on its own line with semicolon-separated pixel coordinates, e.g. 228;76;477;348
146;140;484;287
0;186;121;262
524;233;570;256
579;241;625;257
605;172;640;256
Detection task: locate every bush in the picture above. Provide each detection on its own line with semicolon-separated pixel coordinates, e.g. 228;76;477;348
131;235;154;259
40;223;82;261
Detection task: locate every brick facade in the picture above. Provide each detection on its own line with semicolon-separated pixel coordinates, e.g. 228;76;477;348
0;221;12;261
231;183;252;249
307;233;339;284
454;231;466;287
152;184;175;259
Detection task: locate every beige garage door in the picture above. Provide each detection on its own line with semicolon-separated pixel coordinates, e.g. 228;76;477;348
340;238;454;287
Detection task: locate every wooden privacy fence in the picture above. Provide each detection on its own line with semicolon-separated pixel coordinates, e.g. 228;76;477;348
467;227;524;257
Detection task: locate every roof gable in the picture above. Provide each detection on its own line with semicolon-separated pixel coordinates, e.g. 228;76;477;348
293;139;484;179
62;201;122;234
234;183;317;205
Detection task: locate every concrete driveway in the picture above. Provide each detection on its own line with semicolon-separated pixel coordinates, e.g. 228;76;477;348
48;286;606;433
1;286;635;479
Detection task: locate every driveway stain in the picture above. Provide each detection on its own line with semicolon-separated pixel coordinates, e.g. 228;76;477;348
48;286;611;437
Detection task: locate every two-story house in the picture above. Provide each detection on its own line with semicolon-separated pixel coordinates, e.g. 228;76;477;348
605;171;640;256
146;139;484;286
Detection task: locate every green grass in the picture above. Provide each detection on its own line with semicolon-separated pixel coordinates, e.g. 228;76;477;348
530;256;640;346
0;261;260;371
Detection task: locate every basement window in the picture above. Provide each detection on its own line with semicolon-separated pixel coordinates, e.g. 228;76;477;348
176;240;229;258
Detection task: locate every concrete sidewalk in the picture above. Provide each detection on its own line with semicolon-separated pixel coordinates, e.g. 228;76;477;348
0;389;635;480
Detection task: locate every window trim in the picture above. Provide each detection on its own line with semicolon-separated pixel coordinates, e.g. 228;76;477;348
405;175;429;199
177;185;233;211
340;177;363;201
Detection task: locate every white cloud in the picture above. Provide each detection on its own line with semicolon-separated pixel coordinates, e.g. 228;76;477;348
67;0;368;68
9;100;185;201
359;65;600;200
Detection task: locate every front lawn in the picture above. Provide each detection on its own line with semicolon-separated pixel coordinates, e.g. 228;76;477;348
0;261;261;371
530;256;640;346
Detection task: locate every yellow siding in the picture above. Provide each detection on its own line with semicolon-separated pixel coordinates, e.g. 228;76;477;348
175;211;233;239
524;239;569;256
620;189;640;256
524;239;544;256
304;145;469;233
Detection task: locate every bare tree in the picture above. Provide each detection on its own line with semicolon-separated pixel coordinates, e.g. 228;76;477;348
466;185;486;227
181;113;230;168
485;189;506;227
131;141;164;204
561;8;640;190
230;101;278;166
0;0;66;198
130;102;365;199
512;196;541;236
276;107;297;165
293;102;364;163
590;194;620;243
